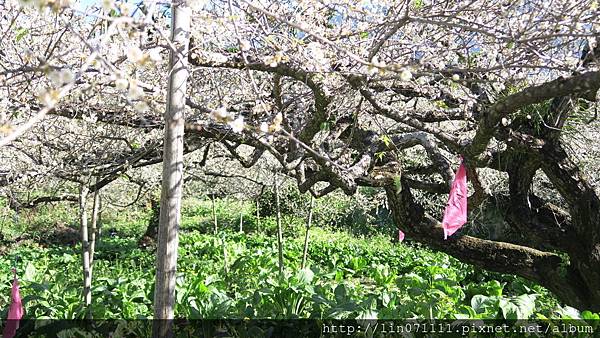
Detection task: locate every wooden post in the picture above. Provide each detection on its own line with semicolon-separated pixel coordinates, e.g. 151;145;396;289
85;183;101;319
301;195;314;269
275;174;284;278
96;191;103;244
223;238;229;276
211;193;217;234
79;184;91;317
153;1;190;337
89;184;101;268
255;198;260;233
239;210;243;233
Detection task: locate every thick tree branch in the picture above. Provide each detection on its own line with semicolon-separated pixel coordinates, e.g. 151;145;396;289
187;50;332;143
384;176;596;310
355;84;462;150
468;71;600;157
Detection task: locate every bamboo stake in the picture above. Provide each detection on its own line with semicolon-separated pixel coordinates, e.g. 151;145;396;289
211;194;218;234
301;195;315;269
79;184;91;317
275;174;284;278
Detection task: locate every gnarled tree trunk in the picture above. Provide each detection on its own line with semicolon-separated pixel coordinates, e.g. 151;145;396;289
382;157;600;311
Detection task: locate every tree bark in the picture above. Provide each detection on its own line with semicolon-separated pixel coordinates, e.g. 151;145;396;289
153;1;190;337
139;197;159;249
78;184;91;317
538;144;600;310
301;195;314;269
384;172;600;312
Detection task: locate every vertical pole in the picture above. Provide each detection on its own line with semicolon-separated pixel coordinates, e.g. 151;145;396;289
86;183;101;319
79;184;91;316
96;191;103;244
223;238;229;276
301;195;314;269
211;194;217;234
275;174;284;278
89;184;100;268
153;1;190;337
255;198;260;233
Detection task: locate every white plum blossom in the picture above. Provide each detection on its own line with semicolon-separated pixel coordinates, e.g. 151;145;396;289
148;48;163;63
211;106;232;122
18;0;63;9
208;52;229;63
48;69;74;86
190;0;208;11
307;42;330;70
128;82;144;100
371;57;385;68
269;112;283;132
252;102;272;115
119;2;134;15
38;88;59;108
263;52;285;68
134;101;149;113
0;99;9;124
259;122;269;133
399;69;412;82
264;56;278;68
0;98;8;112
47;72;61;86
115;78;129;90
368;56;387;75
2;0;599;306
239;39;251;51
102;0;114;11
367;65;378;76
229;116;245;133
126;46;146;64
83;113;98;123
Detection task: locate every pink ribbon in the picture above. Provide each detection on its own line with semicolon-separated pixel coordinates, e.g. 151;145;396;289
442;158;468;239
3;269;23;338
398;229;405;243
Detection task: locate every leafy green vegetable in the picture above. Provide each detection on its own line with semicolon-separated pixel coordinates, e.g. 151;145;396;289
0;198;595;322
